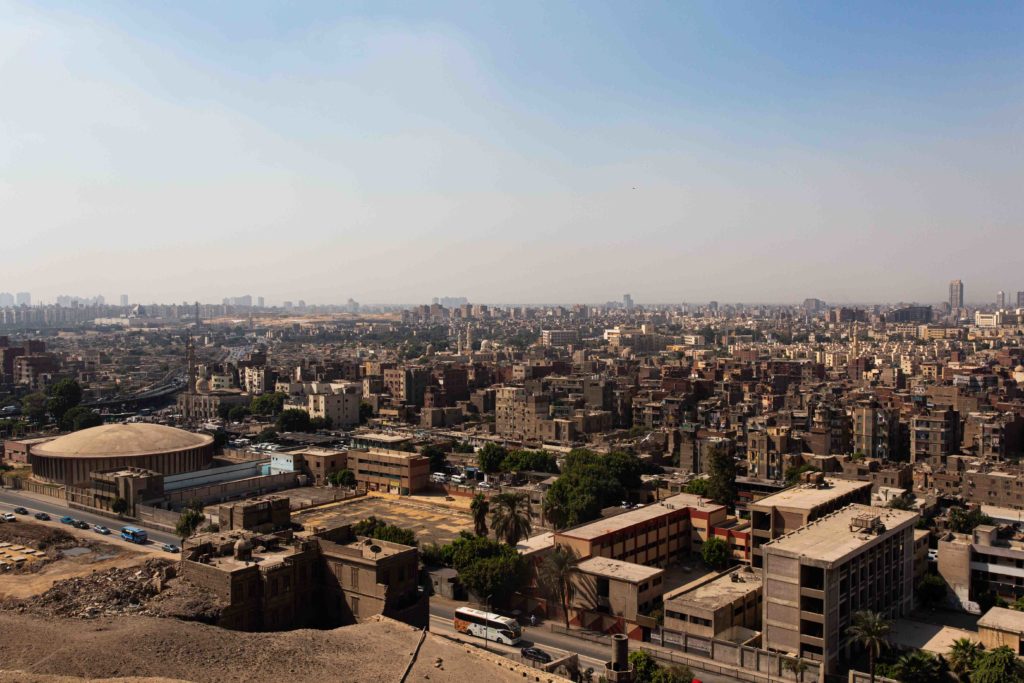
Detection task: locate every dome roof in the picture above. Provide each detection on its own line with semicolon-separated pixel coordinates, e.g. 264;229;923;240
33;423;213;459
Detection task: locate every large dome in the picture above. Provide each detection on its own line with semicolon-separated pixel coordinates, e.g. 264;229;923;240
33;423;213;459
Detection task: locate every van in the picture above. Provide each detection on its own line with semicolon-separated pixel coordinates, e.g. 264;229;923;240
450;474;466;485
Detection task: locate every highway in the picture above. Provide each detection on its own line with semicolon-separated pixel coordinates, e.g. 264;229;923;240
428;599;738;683
0;488;180;547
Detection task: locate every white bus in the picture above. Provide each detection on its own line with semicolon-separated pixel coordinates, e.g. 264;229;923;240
453;607;522;645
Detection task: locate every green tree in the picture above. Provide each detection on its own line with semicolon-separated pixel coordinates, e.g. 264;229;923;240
60;406;102;431
889;650;941;683
228;405;251;422
684;478;708;496
255;428;278;443
175;507;205;551
250;392;286;416
888;493;916;510
458;553;529;603
651;665;694;683
421;444;448;473
111;497;129;516
847;610;891;683
705;444;737;508
539;545;580;629
309;416;332;431
276;408;311;432
470;493;489;537
46;379;82;422
477;442;508;474
783;658;810;683
946;637;984;680
972;645;1024;683
916;573;947;609
502;449;559;474
628;651;659;683
358;401;374;424
328;469;355;487
701;535;731;569
784;463;819;484
948;506;994;534
542;449;633;528
352;516;417;546
490;491;532;546
21;392;47;424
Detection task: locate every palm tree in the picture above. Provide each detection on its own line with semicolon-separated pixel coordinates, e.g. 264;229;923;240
890;650;941;683
470;493;489;537
539;545;580;629
947;637;983;680
490;492;532;546
783;657;810;682
847;610;891;683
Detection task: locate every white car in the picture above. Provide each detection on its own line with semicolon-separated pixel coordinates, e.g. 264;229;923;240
2;513;16;522
477;482;492;490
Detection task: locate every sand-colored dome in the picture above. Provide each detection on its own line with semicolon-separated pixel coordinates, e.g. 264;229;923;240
33;423;213;459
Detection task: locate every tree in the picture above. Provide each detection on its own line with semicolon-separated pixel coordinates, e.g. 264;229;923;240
847;610;891;683
458;553;529;603
784;463;819;484
60;406;102;432
255;428;278;443
948;506;994;534
701;535;730;569
539;545;580;629
358;401;374;424
783;658;810;683
889;650;941;683
422;444;448;473
946;637;983;680
228;405;251;422
111;497;129;516
888;493;916;510
309;416;332;431
352;516;417;546
651;665;694;683
477;442;508;475
502;449;559;474
175;507;205;551
47;379;82;422
470;493;489;537
684;478;708;497
250;392;286;416
916;573;947;609
972;645;1024;683
705;444;737;508
490;491;532;546
628;651;659;683
276;408;311;433
542;449;634;528
21;392;47;424
328;469;355;487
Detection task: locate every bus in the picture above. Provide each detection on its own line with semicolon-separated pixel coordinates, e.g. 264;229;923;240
120;526;148;544
453;607;521;645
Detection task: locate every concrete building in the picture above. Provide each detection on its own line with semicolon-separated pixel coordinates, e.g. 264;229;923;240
749;475;873;565
937;524;1024;607
852;399;899;460
572;556;665;627
761;505;918;673
911;407;959;463
663;565;763;640
349;448;429;495
978;607;1024;655
541;330;579;347
218;496;291;532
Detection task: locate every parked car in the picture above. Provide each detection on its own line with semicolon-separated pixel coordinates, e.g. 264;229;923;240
34;512;50;521
13;507;28;515
60;516;75;525
73;520;90;530
1;513;16;523
520;647;552;664
161;543;180;553
92;525;110;535
476;481;493;490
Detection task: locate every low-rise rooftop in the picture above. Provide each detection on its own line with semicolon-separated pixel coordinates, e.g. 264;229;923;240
749;477;871;512
558;493;723;542
979;606;1024;633
665;566;762;610
576;556;663;584
763;504;917;565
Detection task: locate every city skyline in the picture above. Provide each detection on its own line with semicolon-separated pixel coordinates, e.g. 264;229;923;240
2;1;1022;304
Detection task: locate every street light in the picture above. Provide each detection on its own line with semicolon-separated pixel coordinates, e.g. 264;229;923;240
483;594;493;651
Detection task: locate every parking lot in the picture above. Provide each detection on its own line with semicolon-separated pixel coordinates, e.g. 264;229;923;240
294;494;474;546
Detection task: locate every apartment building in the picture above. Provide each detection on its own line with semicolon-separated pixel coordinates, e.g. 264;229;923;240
348;448;429;495
663;565;762;640
761;505;918;673
571;556;665;625
541;329;578;347
938;524;1024;607
852;399;899;459
978;607;1024;655
749;475;873;565
910;407;959;463
746;426;791;481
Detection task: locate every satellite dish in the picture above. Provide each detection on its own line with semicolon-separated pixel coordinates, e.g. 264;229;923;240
369;544;382;559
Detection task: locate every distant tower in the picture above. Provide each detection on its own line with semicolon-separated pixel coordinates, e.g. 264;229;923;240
194;301;201;326
997;291;1006;309
623;294;634;311
949;280;964;312
186;335;197;395
851;321;860;359
120;294;129;307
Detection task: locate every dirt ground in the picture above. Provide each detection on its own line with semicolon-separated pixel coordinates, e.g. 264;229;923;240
294;493;473;545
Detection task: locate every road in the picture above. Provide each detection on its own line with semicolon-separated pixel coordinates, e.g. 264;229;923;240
428;600;738;683
0;488;180;547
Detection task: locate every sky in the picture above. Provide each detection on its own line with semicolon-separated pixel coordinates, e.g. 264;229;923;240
1;1;1022;306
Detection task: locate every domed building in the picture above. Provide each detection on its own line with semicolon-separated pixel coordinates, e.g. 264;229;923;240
30;423;214;486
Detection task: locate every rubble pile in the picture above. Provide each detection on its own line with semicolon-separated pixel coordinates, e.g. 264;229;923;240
16;559;172;619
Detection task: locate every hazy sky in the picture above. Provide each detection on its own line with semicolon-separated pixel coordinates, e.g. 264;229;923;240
1;1;1021;306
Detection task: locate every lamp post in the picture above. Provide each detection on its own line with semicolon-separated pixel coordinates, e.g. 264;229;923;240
484;594;493;651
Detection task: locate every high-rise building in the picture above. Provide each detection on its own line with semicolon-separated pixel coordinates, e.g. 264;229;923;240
120;294;129;307
15;292;30;307
257;296;265;308
949;279;964;312
623;293;634;311
0;293;13;307
997;291;1006;309
1017;291;1024;308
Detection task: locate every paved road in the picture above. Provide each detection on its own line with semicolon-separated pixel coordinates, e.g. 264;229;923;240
428;600;739;683
0;488;180;547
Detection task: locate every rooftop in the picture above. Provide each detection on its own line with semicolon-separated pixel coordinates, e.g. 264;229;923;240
515;532;555;556
763;504;918;565
558;493;724;542
749;477;871;512
33;423;213;458
576;556;663;583
665;566;763;610
979;606;1024;633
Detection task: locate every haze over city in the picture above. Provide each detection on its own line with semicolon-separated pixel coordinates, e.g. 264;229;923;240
2;1;1022;305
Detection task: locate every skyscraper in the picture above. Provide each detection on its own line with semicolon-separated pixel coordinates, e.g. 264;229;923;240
15;292;30;306
120;294;129;307
0;293;13;307
997;291;1006;309
623;293;634;311
949;280;964;312
1018;291;1024;308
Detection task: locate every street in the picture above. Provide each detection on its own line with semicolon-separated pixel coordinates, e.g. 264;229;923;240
0;488;180;548
428;599;739;683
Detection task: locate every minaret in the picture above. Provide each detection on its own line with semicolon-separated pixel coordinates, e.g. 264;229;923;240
852;321;860;359
186;335;197;395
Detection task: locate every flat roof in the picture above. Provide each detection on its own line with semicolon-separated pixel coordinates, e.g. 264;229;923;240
576;556;663;583
763;504;918;565
665;567;762;610
352;432;412;443
515;532;554;555
749;478;871;512
558;493;724;542
979;606;1024;633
